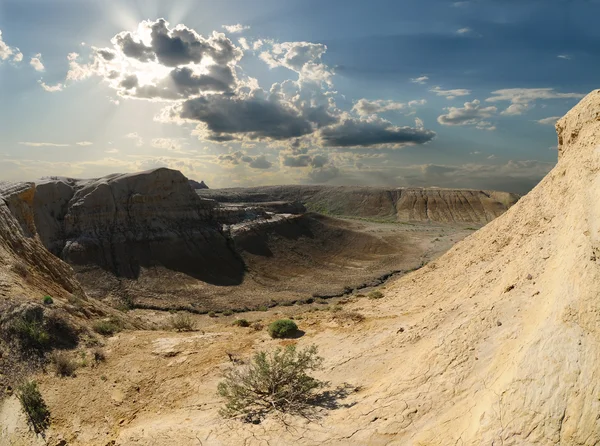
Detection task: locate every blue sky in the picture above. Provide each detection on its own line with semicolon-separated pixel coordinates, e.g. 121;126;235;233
0;0;598;193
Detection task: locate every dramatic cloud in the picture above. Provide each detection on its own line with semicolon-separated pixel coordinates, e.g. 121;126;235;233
222;24;250;34
411;76;429;84
437;100;497;129
260;41;332;84
30;54;45;71
38;81;64;92
65;19;243;101
320;116;436;148
180;95;313;141
216;151;272;169
279;143;329;168
537;116;561;125
486;88;585;115
307;165;340;183
430;86;471;99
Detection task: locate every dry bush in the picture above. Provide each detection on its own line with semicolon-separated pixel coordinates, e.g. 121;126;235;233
218;344;325;422
233;319;250;327
16;380;50;434
92;347;106;364
252;322;264;332
93;319;122;336
169;313;196;332
51;351;78;377
367;290;384;300
332;311;365;324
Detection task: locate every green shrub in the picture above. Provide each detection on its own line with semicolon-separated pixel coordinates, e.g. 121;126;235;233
17;381;50;434
11;315;50;352
43;296;53;305
217;344;325;421
93;319;121;336
233;319;250;327
367;290;384;300
208;311;217;318
51;351;78;377
257;306;268;312
268;319;298;339
223;310;234;316
169;313;196;332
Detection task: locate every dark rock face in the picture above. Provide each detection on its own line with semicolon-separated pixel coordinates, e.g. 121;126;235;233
29;169;244;285
189;179;209;190
198;185;520;224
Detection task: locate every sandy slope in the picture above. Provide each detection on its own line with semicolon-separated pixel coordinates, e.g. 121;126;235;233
5;91;600;445
111;91;600;444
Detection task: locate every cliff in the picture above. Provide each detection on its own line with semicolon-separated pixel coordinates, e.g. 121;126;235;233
198;185;519;224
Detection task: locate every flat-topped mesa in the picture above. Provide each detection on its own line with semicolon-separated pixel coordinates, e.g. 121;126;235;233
556;89;600;159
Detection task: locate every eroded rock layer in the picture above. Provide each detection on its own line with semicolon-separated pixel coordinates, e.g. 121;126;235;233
199;185;519;223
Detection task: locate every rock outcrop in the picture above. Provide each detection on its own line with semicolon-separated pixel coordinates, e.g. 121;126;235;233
188;179;209;190
28;169;244;286
199;185;519;224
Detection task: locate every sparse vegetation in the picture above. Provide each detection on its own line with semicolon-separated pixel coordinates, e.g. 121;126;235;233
16;381;50;434
329;304;343;313
51;351;78;377
252;322;264;331
257;306;268;312
223;310;234;316
92;347;106;364
169;313;196;332
208;311;217;318
332;311;365;324
233;319;250;327
10;314;50;352
93;319;121;336
43;296;53;305
217;344;325;421
268;319;298;339
368;290;384;300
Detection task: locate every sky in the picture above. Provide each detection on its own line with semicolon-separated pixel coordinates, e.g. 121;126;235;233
0;0;598;194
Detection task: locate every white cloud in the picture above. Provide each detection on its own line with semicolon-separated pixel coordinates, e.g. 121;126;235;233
12;51;23;63
456;27;471;34
537;116;561;125
30;54;45;71
151;138;184;151
0;30;15;61
500;103;531;116
437;99;497;129
557;54;571;60
430;86;471;100
76;141;93;146
105;148;119;154
38;80;64;92
125;132;144;147
487;88;585;115
410;75;429;85
19;141;70;147
260;41;332;85
222;24;250;34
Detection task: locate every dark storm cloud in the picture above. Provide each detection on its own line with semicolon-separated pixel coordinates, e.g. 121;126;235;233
216;151;272;169
113;19;241;68
319;118;436;148
180;95;313;141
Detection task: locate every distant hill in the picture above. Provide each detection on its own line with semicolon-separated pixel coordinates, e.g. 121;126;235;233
189;179;209;189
